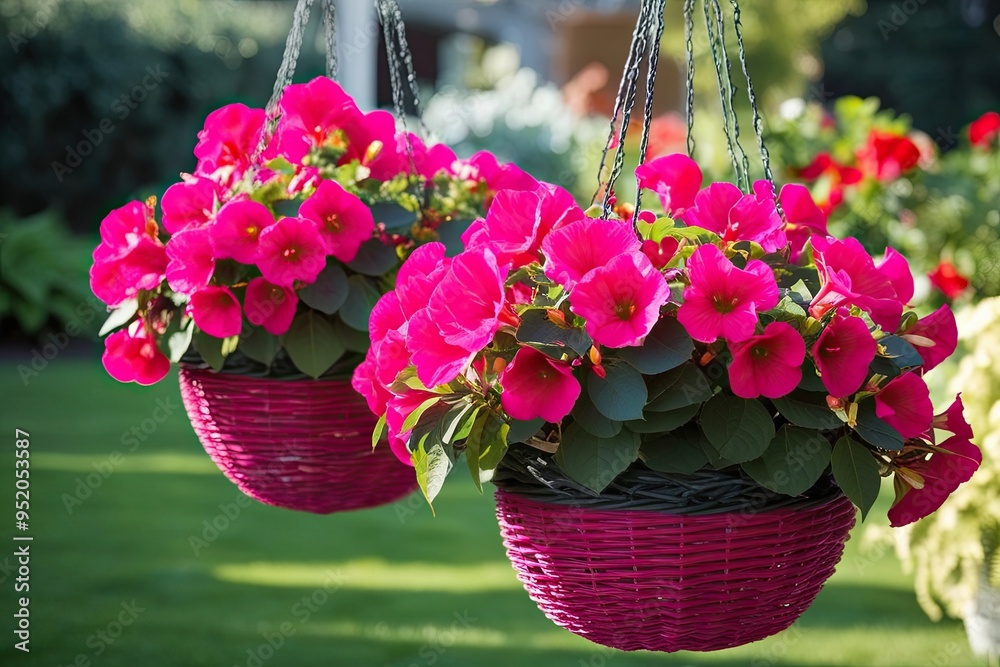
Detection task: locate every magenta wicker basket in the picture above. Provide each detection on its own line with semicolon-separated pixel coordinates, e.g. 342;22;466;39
493;446;857;652
178;367;418;514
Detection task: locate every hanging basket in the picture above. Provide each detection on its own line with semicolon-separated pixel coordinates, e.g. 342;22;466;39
493;445;856;652
178;367;417;514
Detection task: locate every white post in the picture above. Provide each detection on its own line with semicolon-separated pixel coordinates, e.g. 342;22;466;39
336;0;379;111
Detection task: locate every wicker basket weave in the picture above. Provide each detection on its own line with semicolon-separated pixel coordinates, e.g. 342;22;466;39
178;367;417;514
493;445;857;652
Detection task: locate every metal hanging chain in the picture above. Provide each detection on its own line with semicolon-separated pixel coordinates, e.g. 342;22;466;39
701;0;742;189
321;0;338;78
592;1;651;210
256;0;317;156
683;0;696;158
632;0;668;217
710;0;751;192
730;0;776;188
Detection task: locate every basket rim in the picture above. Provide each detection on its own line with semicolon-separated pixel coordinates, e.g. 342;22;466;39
179;348;360;381
492;442;848;516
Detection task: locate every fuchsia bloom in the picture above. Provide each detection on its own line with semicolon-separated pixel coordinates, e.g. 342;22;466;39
810;307;877;398
102;326;170;386
352;351;391;416
189;286;243;338
679;180;787;253
408;247;507;387
887;435;982;527
465;151;540;194
635;153;703;214
90;201;168;308
571;253;670;348
244;278;297;336
395;243;451;320
779;183;827;260
367;292;411;388
874;373;934;439
273;77;360;164
641;237;680;270
160;177;217;234
542;217;641;291
877;247;915;305
969;111;1000;148
677;244;779;343
809;236;908;331
899;306;959;373
728;322;805;399
298;180;374;262
932;394;973;440
256;216;327;287
193;103;265;185
165;226;215;295
500;347;581;422
210;199;276;264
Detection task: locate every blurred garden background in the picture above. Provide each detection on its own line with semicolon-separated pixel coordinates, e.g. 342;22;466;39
1;0;1000;665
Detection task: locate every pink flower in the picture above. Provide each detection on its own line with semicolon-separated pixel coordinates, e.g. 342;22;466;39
679;181;787;253
160;177;217;234
571;253;670;348
352;350;392;416
193;103;265;185
902;304;957;372
874;373;934;439
368;293;411;389
165;226;216;295
641;237;680;270
500;347;581;422
779;183;827;261
888;436;981;527
810;307;876;398
542;217;641;291
344;109;408;180
90;201;168;308
877;247;914;306
256;216;327;287
466;151;540;194
932;394;973;440
210;199;276;264
414;138;459;179
635;153;703;214
406;308;477;389
273;76;360;164
395;243;451;320
728;321;805;399
102;326;170;385
190;286;243;338
244;278;297;336
809;236;906;331
384;389;441;466
677;244;779;343
297;180;374;262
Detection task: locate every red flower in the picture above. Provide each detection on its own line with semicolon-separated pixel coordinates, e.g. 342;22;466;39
902;304;958;372
969;111;1000;148
928;261;969;299
856;130;921;182
811;307;877;399
874;373;933;439
888;436;981;527
795;152;862;215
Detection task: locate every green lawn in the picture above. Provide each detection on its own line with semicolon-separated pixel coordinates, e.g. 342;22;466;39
0;357;979;666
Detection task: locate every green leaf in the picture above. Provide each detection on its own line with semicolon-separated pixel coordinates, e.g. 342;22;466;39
507;418;545;444
465;409;509;490
372;413;387;451
640;427;710;474
742;426;833;496
282;311;344;378
166;323;195;364
515;309;593;357
346;238;399;277
587;360;647;421
853;400;904;451
332;316;372;353
625;403;700;433
339;275;382;331
831;435;881;520
413;440;454;511
553;423;640;493
700;394;776;464
370;202;419;231
435;400;478;445
772;389;843;430
436;218;475;257
571;385;622;437
238;328;278;366
645;362;712;411
298;262;349;314
798;356;826;392
617;316;694;374
193;331;226;371
98;298;138;336
402;396;443;433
